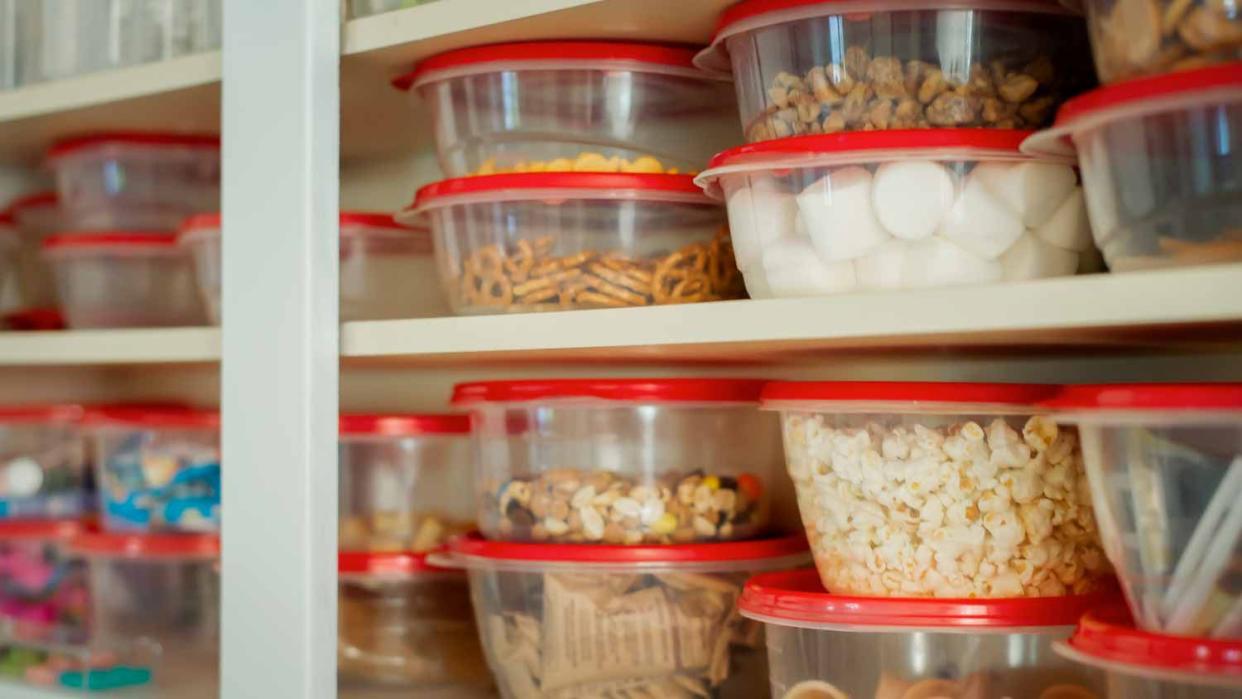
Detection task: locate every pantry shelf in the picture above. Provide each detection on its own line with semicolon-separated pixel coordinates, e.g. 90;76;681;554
0;327;219;366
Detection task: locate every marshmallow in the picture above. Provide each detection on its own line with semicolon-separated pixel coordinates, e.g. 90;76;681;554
798;167;892;262
936;172;1025;259
762;239;858;297
1000;233;1080;281
741;267;773;299
726;178;798;270
973;162;1078;228
871;161;957;241
1079;137;1121;246
1034;188;1092;252
856;240;907;290
903;237;1003;288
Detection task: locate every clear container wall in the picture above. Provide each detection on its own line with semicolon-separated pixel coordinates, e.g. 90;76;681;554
1084;0;1242;83
93;425;220;532
12;205;65;309
778;409;1109;596
0;538;88;644
1104;672;1242;698
0;420;88;517
429;198;739;314
339;227;448;320
725;7;1094;142
47;249;205;329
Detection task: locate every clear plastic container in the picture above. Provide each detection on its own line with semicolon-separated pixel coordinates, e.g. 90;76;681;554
42;233;205;329
404;173;742;314
398;42;739;177
762;381;1111;598
349;0;437;18
0;406;89;518
338;551;491;692
742;568;1107;699
1050;383;1242;639
1083;0;1241;84
46;133;220;231
696;130;1095;298
1057;606;1242;698
6;191;64;310
87;407;221;533
179;212;449;323
0;216;15;308
33;0;113;83
695;0;1095;142
0;520;89;645
444;533;810;699
340;414;474;553
452;379;781;544
1023;64;1242;272
71;532;219;697
0;641;158;694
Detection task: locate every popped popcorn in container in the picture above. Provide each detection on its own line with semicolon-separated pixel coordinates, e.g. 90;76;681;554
761;381;1110;598
0;405;89;519
741;567;1107;699
0;519;89;646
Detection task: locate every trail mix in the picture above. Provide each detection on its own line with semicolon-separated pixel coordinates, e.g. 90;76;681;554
472;152;684;175
747;47;1070;141
1091;0;1242;82
339;512;473;553
484;468;769;544
454;228;745;312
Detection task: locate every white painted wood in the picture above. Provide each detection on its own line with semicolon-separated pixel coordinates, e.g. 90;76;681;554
0;328;218;366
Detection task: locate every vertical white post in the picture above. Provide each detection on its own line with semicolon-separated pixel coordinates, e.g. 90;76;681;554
219;0;339;696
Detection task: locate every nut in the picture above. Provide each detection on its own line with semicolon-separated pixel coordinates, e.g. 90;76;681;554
1094;0;1242;81
472;151;684;176
338;512;473;553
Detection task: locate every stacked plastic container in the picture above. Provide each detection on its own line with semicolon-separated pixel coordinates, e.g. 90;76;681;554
444;378;809;698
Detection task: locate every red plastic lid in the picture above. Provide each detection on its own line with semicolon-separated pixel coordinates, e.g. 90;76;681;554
339;550;446;575
451;532;807;564
6;191;57;213
0;519;86;541
453;378;767;405
340;413;470;436
411;172;710;212
1047;383;1242;411
741;568;1105;629
72;532;220;558
47;132;220;160
708;129;1031;170
83;406;220;429
762;381;1059;407
178;211;412;237
1;308;65;331
42;232;178;250
0;404;84;423
1066;606;1242;677
398;41;712;91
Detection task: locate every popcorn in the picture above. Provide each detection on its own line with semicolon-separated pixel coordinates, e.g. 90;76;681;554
782;414;1108;597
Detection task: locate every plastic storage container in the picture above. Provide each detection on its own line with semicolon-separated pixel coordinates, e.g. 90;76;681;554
1082;0;1241;84
42;233;204;329
445;533;809;699
762;381;1110;598
452;379;781;544
338;551;490;692
1050;383;1242;639
0;215;15;308
398;42;739;177
0;405;88;518
340;413;474;553
46;133;220;231
1058;606;1242;698
1024;64;1241;272
179;212;448;323
696;0;1095;142
0;519;89;645
742;568;1106;699
72;532;219;695
696;130;1094;298
404;173;742;314
6;192;63;309
88;407;220;533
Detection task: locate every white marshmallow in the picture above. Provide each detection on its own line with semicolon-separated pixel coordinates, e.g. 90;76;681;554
798;167;892;262
762;239;858;297
1034;188;1092;252
1080;137;1121;246
741;267;773;299
903;237;1003;288
936;172;1025;259
725;177;798;270
856;240;908;290
1000;233;1080;281
973;161;1078;228
871;161;957;241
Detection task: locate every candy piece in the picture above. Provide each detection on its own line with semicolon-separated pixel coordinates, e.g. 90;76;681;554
871;160;957;240
1035;188;1092;252
973;161;1078;228
1001;233;1079;281
762;239;858;296
856;240;907;290
726;178;797;270
798;167;892;262
937;172;1025;259
903;237;1003;288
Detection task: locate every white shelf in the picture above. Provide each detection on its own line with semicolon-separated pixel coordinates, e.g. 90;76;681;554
0;327;218;366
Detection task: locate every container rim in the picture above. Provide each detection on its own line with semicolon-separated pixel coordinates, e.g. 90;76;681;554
177;211;418;236
452;378;768;405
1059;606;1242;683
4;190;57;215
338;550;453;576
339;413;470;436
83;406;220;429
1044;383;1242;412
0;518;87;541
407;172;713;216
760;381;1059;411
446;532;809;569
71;532;221;559
0;404;85;423
42;233;179;250
47;132;221;160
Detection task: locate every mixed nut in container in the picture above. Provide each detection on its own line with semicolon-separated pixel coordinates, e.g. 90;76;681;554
0;405;89;518
339;413;475;553
696;0;1094;142
397;41;739;177
444;533;809;699
696;130;1096;298
763;381;1111;598
742;568;1107;699
1082;0;1242;83
404;174;743;315
453;379;783;544
0;519;89;645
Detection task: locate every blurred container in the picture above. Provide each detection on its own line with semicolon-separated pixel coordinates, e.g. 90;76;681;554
0;519;88;645
1082;0;1241;84
6;191;63;309
0;405;88;518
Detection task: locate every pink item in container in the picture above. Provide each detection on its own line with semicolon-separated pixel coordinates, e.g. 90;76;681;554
0;519;89;645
